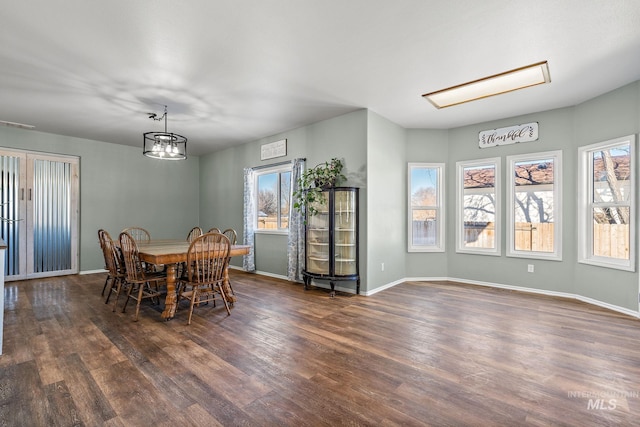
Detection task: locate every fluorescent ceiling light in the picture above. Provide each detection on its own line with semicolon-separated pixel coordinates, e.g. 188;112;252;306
422;61;551;109
0;120;35;129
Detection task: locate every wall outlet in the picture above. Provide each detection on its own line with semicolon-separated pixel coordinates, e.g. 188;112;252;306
527;264;534;273
381;262;385;272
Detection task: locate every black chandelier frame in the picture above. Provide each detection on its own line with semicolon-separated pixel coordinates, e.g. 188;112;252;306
143;105;187;160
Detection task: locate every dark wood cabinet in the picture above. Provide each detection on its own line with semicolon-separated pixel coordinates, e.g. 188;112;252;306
303;187;359;296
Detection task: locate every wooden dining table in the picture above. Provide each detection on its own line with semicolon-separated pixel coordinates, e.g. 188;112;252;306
136;239;250;320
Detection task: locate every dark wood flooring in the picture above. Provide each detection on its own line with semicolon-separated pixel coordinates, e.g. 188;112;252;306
1;270;639;426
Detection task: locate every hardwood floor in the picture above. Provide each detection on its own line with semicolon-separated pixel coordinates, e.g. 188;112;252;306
1;271;639;426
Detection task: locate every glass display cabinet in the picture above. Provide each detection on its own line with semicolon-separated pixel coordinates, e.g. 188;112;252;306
303;187;359;297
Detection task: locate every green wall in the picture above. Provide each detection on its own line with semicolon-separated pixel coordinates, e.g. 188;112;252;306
366;111;406;288
405;128;450;279
3;80;639;314
443;82;640;312
0;127;200;272
572;82;640;309
199;110;368;279
446;108;576;293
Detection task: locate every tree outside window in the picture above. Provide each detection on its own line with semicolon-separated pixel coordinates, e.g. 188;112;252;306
408;163;444;252
456;158;500;255
513;158;555;252
579;135;635;271
507;151;562;260
256;168;291;231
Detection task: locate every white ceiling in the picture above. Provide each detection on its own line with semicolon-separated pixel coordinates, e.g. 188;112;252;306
2;1;640;156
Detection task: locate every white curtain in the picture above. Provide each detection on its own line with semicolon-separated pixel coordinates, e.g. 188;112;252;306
287;158;306;281
242;167;256;272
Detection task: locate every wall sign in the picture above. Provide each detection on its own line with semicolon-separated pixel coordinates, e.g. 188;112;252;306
261;139;287;160
479;122;538;148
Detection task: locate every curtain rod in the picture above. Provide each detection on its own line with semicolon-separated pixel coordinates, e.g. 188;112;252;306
251;158;305;171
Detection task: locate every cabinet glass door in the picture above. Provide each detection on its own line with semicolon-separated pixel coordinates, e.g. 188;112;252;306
305;191;329;274
334;189;357;275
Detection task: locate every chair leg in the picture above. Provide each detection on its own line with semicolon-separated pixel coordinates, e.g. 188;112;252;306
217;284;231;315
104;277;117;304
210;283;217;307
112;278;126;312
187;286;199;325
175;281;183;300
133;283;145;322
122;282;136;313
101;274;112;296
146;283;159;305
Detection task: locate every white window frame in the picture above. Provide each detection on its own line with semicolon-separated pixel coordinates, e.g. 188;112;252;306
578;135;635;271
506;150;562;261
254;164;292;235
456;157;501;256
408;162;445;252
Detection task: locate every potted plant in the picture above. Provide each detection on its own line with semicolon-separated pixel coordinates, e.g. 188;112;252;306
293;158;346;217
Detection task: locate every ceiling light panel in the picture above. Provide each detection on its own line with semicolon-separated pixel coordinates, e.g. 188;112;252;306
0;120;35;129
423;61;551;109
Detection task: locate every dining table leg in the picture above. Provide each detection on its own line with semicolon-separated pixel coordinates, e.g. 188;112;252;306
222;265;236;304
161;263;178;319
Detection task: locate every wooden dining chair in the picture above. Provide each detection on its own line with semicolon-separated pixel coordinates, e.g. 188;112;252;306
99;230;129;311
98;229;111;296
122;226;159;272
186;226;203;242
122;226;151;243
119;232;167;321
177;233;231;325
207;227;220;234
219;228;238;298
221;228;237;245
177;226;204;278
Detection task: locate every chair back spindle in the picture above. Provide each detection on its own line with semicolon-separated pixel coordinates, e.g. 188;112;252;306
186;226;203;243
122;227;151;243
221;228;237;245
178;233;231;324
120;232;146;282
118;231;166;321
100;230;128;309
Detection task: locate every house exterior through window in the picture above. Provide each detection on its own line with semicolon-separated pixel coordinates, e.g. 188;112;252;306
408;163;445;252
255;165;292;233
578;135;635;271
456;158;501;255
506;151;562;261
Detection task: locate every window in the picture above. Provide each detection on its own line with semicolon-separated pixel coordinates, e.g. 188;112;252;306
408;163;445;252
506;151;562;260
578;135;635;271
255;165;291;232
456;158;500;255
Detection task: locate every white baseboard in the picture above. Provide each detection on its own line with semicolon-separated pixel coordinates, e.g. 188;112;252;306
81;269;107;275
417;276;640;319
80;266;639;318
228;265;291;282
361;278;414;296
253;269;289;281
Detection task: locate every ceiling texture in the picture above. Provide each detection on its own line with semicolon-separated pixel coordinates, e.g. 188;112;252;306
2;1;640;156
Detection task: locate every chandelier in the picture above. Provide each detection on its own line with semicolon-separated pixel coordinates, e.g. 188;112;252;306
143;105;187;160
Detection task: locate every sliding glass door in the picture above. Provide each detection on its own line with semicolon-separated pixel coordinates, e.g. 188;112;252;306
0;150;25;278
0;148;79;281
